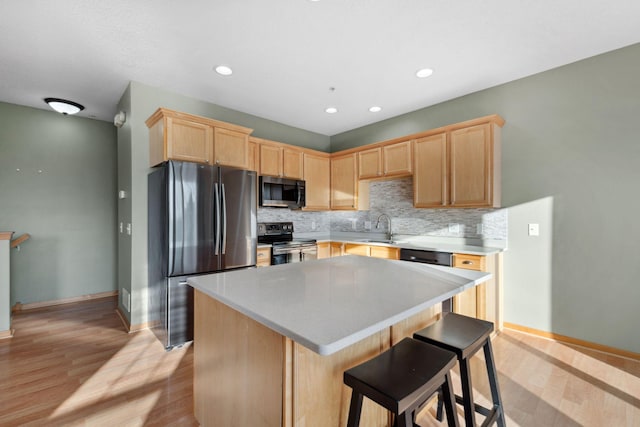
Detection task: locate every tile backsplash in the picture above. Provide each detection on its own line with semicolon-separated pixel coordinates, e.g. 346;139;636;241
258;177;507;240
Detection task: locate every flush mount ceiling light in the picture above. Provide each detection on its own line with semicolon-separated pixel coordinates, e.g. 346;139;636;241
415;68;434;78
369;106;382;113
215;65;233;76
325;107;338;114
44;98;84;115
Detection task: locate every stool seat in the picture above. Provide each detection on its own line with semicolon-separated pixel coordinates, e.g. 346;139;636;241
413;313;505;427
413;311;493;360
344;337;460;427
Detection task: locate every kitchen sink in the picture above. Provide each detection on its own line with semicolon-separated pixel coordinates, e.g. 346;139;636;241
356;239;396;244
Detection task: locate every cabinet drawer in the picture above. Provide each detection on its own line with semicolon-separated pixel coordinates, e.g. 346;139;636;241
370;246;399;260
452;254;485;271
257;247;271;267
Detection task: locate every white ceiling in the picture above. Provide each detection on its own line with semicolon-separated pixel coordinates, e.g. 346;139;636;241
1;1;640;136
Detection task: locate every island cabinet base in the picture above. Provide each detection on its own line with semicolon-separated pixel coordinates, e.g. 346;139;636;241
194;290;441;427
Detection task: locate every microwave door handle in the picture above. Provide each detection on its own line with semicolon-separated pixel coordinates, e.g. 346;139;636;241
221;183;227;254
214;183;220;255
297;182;301;206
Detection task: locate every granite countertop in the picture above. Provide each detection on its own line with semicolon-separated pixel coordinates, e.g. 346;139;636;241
188;256;491;355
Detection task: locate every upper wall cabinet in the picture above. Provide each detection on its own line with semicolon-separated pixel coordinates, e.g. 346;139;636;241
358;140;412;180
146;108;253;168
257;139;304;180
330;153;369;210
303;152;331;210
413;116;503;208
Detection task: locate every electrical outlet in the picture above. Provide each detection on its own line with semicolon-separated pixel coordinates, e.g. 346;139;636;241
448;223;460;234
364;221;372;230
119;222;123;233
528;223;540;236
351;219;357;230
311;221;317;231
476;224;484;235
126;223;132;235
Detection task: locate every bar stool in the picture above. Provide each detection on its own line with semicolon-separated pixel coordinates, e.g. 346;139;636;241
413;313;505;427
343;337;460;427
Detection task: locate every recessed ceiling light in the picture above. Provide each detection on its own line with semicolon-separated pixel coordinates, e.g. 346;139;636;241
369;106;382;113
416;68;434;78
325;107;338;114
44;98;84;115
215;65;233;76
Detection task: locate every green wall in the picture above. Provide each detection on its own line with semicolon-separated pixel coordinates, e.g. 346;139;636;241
0;102;117;306
331;43;640;353
117;82;330;325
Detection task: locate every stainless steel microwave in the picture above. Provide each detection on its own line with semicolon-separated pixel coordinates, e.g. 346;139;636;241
259;176;305;209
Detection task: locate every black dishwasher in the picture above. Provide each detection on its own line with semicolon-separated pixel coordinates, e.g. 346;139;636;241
399;248;453;312
399;248;452;267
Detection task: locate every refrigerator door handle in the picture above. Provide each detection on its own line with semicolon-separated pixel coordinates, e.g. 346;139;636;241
221;183;227;254
214;182;221;255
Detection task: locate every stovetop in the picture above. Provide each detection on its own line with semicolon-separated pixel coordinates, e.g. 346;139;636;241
258;221;317;245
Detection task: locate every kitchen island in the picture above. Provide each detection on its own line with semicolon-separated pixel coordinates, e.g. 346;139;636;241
188;256;491;427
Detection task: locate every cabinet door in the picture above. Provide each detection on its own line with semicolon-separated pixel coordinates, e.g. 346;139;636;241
413;133;448;207
450;124;492;207
452;254;485;319
213;128;248;169
358;147;382;179
330;154;358;210
256;247;271;267
283;148;304;179
370;246;400;260
344;244;370;257
166;117;213;164
247;139;259;172
259;144;283;177
303;153;330;210
383;141;412;177
316;242;331;259
329;242;343;257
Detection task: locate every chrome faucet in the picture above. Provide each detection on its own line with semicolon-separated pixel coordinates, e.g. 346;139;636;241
375;214;392;241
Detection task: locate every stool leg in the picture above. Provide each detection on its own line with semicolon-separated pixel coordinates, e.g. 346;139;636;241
435;389;444;421
483;341;506;427
346;391;363;427
459;357;477;427
442;373;460;427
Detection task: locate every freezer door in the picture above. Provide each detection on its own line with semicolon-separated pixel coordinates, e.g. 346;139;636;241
220;168;257;270
168;161;218;276
167;277;193;348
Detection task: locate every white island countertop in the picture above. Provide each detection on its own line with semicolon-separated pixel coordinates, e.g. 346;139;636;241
188;256;491;355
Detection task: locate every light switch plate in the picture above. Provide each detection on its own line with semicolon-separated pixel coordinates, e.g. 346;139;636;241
448;223;460;234
528;223;540;236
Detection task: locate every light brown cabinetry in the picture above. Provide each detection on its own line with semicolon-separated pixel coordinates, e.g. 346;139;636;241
413;118;503;208
358;140;412;180
146;108;253;168
317;242;331;259
213;127;249;169
330;242;344;257
331;153;368;210
247;138;259;172
303;153;331;210
344;243;399;260
451;253;502;331
258;140;304;179
256;247;271;267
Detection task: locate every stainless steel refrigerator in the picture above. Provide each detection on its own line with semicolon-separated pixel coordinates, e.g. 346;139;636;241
148;160;257;349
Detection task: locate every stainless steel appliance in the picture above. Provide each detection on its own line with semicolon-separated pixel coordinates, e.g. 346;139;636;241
259;176;305;209
399;248;453;311
257;222;317;264
148;160;257;349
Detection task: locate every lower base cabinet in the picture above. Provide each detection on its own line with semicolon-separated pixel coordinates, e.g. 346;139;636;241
343;243;399;260
257;247;271;267
452;253;502;330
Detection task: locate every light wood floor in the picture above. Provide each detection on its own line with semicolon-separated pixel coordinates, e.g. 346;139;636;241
1;297;639;426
